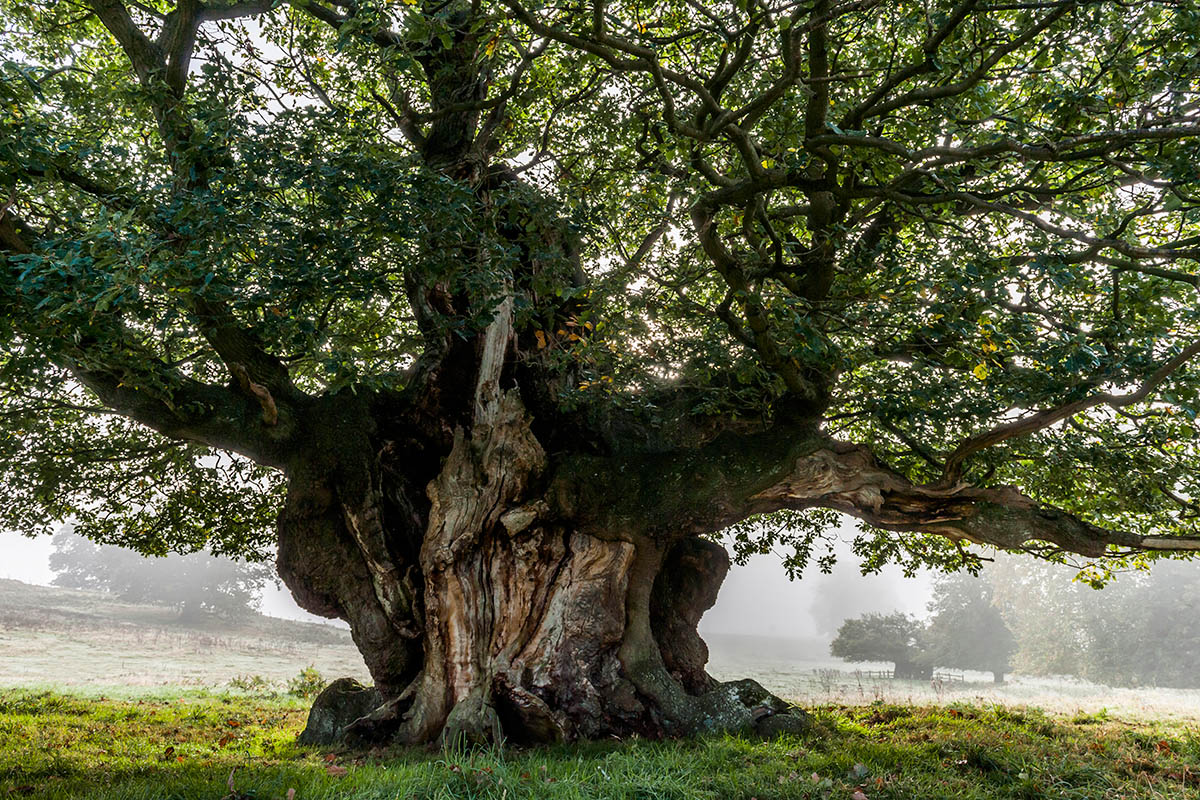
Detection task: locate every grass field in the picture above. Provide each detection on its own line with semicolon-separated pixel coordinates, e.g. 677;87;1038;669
4;580;1200;798
2;687;1199;799
6;579;1200;724
0;579;368;688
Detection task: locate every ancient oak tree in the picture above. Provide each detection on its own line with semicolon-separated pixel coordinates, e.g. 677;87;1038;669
4;0;1200;743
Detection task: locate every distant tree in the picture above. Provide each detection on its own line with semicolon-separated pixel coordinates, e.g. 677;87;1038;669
991;555;1200;688
830;612;931;680
50;529;272;621
925;573;1016;683
989;556;1089;679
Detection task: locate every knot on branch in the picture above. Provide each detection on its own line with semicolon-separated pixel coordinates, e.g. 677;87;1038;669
230;362;278;426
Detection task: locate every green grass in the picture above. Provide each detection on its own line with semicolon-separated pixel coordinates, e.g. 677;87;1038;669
3;689;1200;799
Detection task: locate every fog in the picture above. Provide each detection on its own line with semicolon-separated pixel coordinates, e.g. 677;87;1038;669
11;520;1200;723
700;529;933;641
0;530;313;622
0;519;932;641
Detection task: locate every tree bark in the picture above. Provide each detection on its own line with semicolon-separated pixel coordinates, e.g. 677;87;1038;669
279;404;805;745
276;302;806;746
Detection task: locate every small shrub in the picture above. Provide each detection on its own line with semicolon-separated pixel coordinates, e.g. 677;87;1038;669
287;665;326;699
228;674;275;695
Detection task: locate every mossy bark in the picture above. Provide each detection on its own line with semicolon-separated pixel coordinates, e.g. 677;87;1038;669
276;396;807;744
273;300;808;745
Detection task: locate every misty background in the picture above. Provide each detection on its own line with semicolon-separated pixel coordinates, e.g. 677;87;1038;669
10;517;1200;725
1;518;932;645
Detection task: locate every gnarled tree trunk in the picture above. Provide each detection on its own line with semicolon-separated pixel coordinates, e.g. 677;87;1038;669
276;299;807;746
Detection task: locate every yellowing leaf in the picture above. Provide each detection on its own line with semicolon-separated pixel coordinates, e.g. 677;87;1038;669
534;330;547;349
972;363;990;380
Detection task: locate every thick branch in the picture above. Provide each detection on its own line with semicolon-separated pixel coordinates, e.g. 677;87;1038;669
69;360;292;467
752;438;1200;558
559;426;1200;561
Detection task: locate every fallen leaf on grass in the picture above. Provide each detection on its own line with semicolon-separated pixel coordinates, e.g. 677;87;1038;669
851;788;869;800
326;764;348;778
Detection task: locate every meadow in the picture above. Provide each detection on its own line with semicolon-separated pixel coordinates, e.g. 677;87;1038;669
3;579;1200;799
5;687;1200;799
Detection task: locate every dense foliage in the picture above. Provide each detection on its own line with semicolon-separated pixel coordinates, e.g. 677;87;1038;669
4;0;1200;577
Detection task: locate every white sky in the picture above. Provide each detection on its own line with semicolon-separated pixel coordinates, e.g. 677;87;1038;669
0;516;933;640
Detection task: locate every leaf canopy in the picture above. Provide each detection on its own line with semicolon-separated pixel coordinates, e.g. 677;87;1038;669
3;0;1200;574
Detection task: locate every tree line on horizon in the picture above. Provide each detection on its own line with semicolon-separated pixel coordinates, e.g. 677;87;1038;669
831;556;1200;689
48;528;271;621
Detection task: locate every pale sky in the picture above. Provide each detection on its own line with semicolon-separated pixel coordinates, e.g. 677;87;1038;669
0;517;933;640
